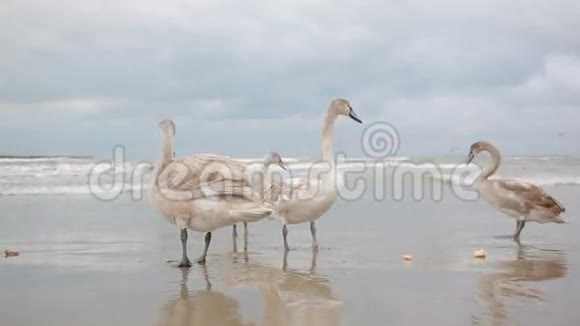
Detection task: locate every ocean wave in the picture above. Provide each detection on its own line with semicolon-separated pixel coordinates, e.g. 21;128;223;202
2;175;578;197
0;183;151;197
430;174;580;187
504;156;571;161
513;176;580;186
1;157;579;196
0;157;92;163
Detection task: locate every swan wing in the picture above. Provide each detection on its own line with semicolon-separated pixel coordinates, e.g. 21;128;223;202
497;179;565;214
157;154;248;193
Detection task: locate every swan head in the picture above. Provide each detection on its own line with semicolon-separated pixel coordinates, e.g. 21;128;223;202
467;141;494;164
158;119;176;137
330;98;362;124
264;152;287;171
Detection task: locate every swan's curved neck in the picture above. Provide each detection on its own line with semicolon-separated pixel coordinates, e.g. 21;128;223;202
160;132;173;169
321;109;338;162
479;145;501;180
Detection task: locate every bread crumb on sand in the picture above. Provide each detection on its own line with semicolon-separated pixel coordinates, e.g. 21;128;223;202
473;249;487;259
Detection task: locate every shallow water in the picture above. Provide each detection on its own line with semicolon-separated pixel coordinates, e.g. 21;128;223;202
1;183;579;325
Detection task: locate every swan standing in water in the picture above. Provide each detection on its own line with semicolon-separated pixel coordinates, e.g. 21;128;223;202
232;152;287;252
266;98;362;251
151;120;273;267
466;141;566;241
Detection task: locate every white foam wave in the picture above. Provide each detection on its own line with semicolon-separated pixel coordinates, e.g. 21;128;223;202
1;157;579;196
0;183;152;197
431;174;580;187
0;157;91;163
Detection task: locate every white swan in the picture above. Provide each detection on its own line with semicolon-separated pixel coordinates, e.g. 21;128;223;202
151;120;273;266
265;98;362;251
232;152;287;252
467;141;566;241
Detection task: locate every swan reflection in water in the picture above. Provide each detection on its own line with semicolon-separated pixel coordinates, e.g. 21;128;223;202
227;249;343;326
476;245;567;325
157;266;251;326
158;250;343;326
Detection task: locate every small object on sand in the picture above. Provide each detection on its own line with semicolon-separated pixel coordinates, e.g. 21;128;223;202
166;259;177;264
473;249;487;259
4;250;20;258
402;255;413;262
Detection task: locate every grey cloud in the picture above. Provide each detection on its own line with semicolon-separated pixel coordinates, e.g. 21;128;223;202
1;0;579;157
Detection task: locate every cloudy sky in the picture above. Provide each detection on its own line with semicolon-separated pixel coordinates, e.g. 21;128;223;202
1;0;579;160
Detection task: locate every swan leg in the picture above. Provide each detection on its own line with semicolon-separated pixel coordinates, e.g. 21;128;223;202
310;221;319;250
197;232;212;265
243;221;249;252
310;246;318;274
178;228;192;268
232;224;238;253
283;225;289;252
282;248;289;271
513;220;526;241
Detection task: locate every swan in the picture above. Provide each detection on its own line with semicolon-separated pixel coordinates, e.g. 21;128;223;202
232;152;287;252
265;98;362;251
466;141;566;241
151;119;273;267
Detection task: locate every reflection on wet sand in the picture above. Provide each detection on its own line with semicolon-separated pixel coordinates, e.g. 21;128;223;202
476;245;567;325
228;249;343;326
157;267;250;326
157;250;342;326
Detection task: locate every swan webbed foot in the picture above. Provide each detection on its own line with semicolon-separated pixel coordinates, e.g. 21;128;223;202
178;258;192;268
196;257;206;265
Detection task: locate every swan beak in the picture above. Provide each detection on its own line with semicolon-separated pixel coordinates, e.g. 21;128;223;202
349;109;362;124
278;161;288;171
466;152;475;164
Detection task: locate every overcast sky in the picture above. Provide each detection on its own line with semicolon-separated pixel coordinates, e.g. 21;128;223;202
1;0;579;160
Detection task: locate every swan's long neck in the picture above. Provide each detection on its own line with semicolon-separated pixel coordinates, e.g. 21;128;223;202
479;145;501;181
321;109;338;163
160;131;173;169
319;108;340;188
260;163;270;200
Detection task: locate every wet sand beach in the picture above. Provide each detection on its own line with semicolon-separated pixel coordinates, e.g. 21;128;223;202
1;181;579;326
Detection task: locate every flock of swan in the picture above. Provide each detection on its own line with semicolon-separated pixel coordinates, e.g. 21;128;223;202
150;98;566;267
